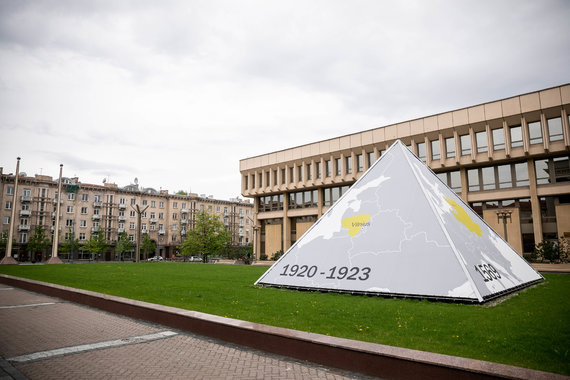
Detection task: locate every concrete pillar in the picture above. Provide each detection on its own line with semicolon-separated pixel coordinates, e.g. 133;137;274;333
527;158;543;244
283;192;291;251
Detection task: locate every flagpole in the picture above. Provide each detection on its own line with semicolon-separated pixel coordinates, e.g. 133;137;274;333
0;157;20;265
47;164;64;264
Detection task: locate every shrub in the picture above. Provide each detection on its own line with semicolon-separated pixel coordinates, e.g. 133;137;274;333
270;250;284;261
533;240;560;263
259;254;268;260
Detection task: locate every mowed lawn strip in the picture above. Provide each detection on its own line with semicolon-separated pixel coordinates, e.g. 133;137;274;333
0;263;568;375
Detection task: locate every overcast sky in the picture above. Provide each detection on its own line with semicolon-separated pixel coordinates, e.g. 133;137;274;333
1;1;569;200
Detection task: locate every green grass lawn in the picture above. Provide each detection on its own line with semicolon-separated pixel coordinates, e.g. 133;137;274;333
0;262;568;375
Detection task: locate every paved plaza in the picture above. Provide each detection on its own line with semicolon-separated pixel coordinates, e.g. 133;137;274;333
0;284;374;380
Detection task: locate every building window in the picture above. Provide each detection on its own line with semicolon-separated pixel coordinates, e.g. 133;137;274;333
510;125;523;148
547;117;563;142
173;213;177;220
6;186;14;195
82;194;88;201
298;165;303;181
322;185;350;206
445;137;455;158
497;165;512;189
130;222;135;230
528;121;542;145
266;171;270;187
467;162;531;191
130;210;135;217
152;201;156;208
250;174;255;188
326;160;332;177
475;131;487;153
357;155;364;172
142;200;148;206
258;173;262;188
492;128;505;151
5;201;12;210
289;167;294;183
416;142;426;162
159;201;164;208
258;195;284;212
436;170;461;193
431;140;440;161
468;169;480;191
460;134;471;156
19;233;27;244
79;233;86;241
481;167;495;190
316;162;322;179
514;162;529;186
80;220;87;227
81;207;87;214
68;193;75;201
130;198;135;205
307;164;312;180
335;158;341;176
159;212;164;219
346;157;352;174
173;202;178;209
367;152;375;167
281;168;286;184
273;170;278;185
66;205;74;213
3;216;10;224
535;156;570;184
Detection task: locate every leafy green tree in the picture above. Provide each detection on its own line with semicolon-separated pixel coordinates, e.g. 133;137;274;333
115;231;134;261
175;190;188;195
83;230;107;261
0;231;9;257
60;228;80;259
141;233;156;260
28;225;51;261
179;211;231;263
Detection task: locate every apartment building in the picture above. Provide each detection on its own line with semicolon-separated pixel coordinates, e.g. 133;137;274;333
0;173;253;261
240;84;570;259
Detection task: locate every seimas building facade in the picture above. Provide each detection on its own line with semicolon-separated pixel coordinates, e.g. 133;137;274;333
240;84;570;259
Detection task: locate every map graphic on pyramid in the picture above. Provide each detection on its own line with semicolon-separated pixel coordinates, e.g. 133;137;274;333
255;140;543;303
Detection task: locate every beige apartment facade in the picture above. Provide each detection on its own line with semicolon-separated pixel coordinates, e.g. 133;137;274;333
0;172;253;262
240;84;570;259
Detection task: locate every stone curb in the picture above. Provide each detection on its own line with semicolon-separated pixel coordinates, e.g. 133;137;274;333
0;274;565;380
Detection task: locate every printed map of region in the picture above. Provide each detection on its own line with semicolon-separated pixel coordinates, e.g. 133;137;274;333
255;141;542;303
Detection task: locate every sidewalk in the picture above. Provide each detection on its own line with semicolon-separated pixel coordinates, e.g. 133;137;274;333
0;284;370;380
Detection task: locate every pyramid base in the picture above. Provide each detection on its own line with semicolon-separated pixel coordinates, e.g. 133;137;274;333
46;256;64;265
0;256;18;265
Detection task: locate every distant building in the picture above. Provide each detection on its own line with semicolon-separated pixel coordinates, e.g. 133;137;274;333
0;172;253;261
240;84;570;259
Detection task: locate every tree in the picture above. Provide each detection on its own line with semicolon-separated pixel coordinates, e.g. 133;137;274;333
175;190;188;195
28;225;51;262
83;230;107;261
141;233;156;260
179;211;231;263
0;231;14;258
60;228;80;259
115;231;134;261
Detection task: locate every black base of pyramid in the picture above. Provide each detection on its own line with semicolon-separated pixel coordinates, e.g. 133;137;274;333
257;277;543;304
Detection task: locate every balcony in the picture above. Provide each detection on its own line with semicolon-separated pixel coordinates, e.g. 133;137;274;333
118;216;126;222
52;199;63;205
158;229;165;235
181;219;188;224
92;215;101;220
118;203;127;210
51;212;61;219
19;209;32;217
51;226;62;232
181;209;188;214
117;228;125;233
93;201;103;207
18;224;31;231
150;218;157;223
20;195;32;202
91;227;100;233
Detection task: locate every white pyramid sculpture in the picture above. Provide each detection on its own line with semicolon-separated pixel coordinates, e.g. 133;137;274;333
255;140;543;303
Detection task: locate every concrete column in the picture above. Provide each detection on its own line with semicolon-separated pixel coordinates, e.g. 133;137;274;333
460;167;468;203
317;187;324;218
1;157;20;265
47;164;64;264
504;120;511;157
527;158;543;244
283;192;291;251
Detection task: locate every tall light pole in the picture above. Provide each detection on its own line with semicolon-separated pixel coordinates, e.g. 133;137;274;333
131;204;149;263
47;164;64;264
0;157;20;265
496;210;513;242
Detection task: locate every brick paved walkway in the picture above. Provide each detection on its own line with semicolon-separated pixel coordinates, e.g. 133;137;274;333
0;284;375;380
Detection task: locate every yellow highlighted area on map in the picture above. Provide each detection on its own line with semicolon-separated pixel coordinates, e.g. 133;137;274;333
341;214;371;237
444;197;482;237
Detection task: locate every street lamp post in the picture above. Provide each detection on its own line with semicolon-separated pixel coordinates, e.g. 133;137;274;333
496;210;513;242
0;157;20;265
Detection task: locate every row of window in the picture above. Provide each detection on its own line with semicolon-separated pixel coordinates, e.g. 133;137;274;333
417;116;566;162
247;115;567;188
257;156;570;212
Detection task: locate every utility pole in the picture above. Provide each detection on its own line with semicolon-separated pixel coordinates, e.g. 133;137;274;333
131;204;149;263
0;157;20;265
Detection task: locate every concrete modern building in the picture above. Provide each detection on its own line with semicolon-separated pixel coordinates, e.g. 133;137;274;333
240;84;570;259
0;172;253;262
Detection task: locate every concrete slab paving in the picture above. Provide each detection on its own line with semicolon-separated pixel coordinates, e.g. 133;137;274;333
0;284;373;380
